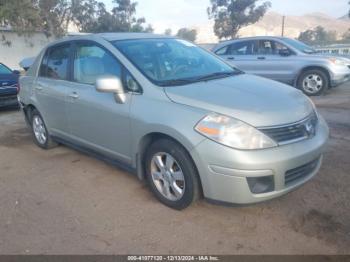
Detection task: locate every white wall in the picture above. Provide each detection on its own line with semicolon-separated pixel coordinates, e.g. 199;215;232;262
0;31;53;70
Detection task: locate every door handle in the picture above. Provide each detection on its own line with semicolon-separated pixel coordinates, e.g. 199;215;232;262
227;57;235;60
257;56;266;60
69;92;79;99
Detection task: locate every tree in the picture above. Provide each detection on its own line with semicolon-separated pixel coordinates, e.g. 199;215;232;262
164;28;172;36
298;26;337;45
176;28;197;42
208;0;271;40
0;0;153;39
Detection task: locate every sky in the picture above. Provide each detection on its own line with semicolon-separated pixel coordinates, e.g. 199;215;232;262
103;0;349;33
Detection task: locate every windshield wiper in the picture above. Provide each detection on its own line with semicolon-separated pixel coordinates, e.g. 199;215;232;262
194;71;240;82
159;78;197;87
159;71;241;87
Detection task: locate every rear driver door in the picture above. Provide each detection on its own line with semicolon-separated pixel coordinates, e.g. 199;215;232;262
35;43;71;137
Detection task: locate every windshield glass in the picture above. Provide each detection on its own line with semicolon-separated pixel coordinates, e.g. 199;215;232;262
283;38;317;54
112;38;239;86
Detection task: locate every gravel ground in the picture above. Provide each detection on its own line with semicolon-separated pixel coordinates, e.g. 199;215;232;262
0;84;349;255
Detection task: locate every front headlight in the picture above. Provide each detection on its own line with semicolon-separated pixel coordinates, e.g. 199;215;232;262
328;58;348;66
195;113;277;150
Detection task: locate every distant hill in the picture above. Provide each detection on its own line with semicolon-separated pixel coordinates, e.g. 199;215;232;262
196;11;350;43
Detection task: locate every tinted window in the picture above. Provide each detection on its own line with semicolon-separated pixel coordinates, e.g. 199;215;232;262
73;43;122;85
39;51;49;77
0;63;12;74
45;44;70;80
227;41;256;55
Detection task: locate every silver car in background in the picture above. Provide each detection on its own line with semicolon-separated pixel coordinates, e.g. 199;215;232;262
213;36;350;96
19;33;329;209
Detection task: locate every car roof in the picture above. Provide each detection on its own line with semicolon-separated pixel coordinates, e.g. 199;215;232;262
212;36;292;51
46;32;174;48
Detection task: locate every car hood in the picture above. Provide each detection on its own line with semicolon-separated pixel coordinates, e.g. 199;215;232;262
164;74;314;127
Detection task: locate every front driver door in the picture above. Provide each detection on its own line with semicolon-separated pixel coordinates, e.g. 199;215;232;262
253;40;296;85
66;41;132;164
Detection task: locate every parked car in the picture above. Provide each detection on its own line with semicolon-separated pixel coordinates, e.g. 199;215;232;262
0;63;20;109
212;36;350;96
19;33;329;209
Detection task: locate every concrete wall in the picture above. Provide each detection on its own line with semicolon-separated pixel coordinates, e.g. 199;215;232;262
0;31;53;70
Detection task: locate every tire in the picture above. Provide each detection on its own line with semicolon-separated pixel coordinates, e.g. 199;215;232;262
145;139;201;210
297;69;329;96
30;109;58;149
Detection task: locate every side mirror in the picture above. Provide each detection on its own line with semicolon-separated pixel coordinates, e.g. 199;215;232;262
95;76;126;104
13;70;21;75
279;49;291;57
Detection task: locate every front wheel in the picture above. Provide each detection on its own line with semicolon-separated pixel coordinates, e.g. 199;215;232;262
145;139;200;210
297;69;329;96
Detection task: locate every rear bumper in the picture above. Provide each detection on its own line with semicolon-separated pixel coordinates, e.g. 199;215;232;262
0;94;19;108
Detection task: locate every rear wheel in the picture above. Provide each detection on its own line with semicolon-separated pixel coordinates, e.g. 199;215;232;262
30;109;58;149
145;139;200;210
298;69;329;96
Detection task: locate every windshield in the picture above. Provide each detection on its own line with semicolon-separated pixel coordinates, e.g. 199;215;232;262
112;38;240;86
283;38;317;54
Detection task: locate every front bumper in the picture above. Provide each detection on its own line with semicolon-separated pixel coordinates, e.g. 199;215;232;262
330;65;350;87
190;115;329;204
0;94;19;108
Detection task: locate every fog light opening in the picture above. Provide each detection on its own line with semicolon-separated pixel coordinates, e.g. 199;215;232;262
247;176;274;194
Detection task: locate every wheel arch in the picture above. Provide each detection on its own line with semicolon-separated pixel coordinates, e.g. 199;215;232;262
295;66;331;88
136;132;204;196
22;103;37;125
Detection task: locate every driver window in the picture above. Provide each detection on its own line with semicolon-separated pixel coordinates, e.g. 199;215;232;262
274;41;291;54
258;40;290;55
74;43;122;85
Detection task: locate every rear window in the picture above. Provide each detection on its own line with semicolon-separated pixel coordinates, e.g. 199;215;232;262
0;63;12;74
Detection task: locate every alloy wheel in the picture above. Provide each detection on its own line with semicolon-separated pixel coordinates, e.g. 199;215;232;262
32;115;47;145
150;152;185;201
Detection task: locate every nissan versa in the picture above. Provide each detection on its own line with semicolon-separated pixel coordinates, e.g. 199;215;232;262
19;33;329;209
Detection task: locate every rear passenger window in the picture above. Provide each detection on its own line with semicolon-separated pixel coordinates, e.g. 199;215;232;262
73;43;122;85
42;44;70;80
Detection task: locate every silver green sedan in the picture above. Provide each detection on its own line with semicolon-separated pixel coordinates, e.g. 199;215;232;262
19;33;329;209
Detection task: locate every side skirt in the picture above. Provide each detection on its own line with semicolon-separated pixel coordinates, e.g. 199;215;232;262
52;136;137;176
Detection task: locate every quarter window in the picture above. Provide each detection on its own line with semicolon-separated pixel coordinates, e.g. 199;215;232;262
73;43;122;85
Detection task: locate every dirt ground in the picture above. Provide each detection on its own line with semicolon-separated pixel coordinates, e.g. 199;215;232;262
0;84;349;255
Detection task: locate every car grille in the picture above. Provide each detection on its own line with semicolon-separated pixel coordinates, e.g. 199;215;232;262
285;157;320;185
259;112;318;145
